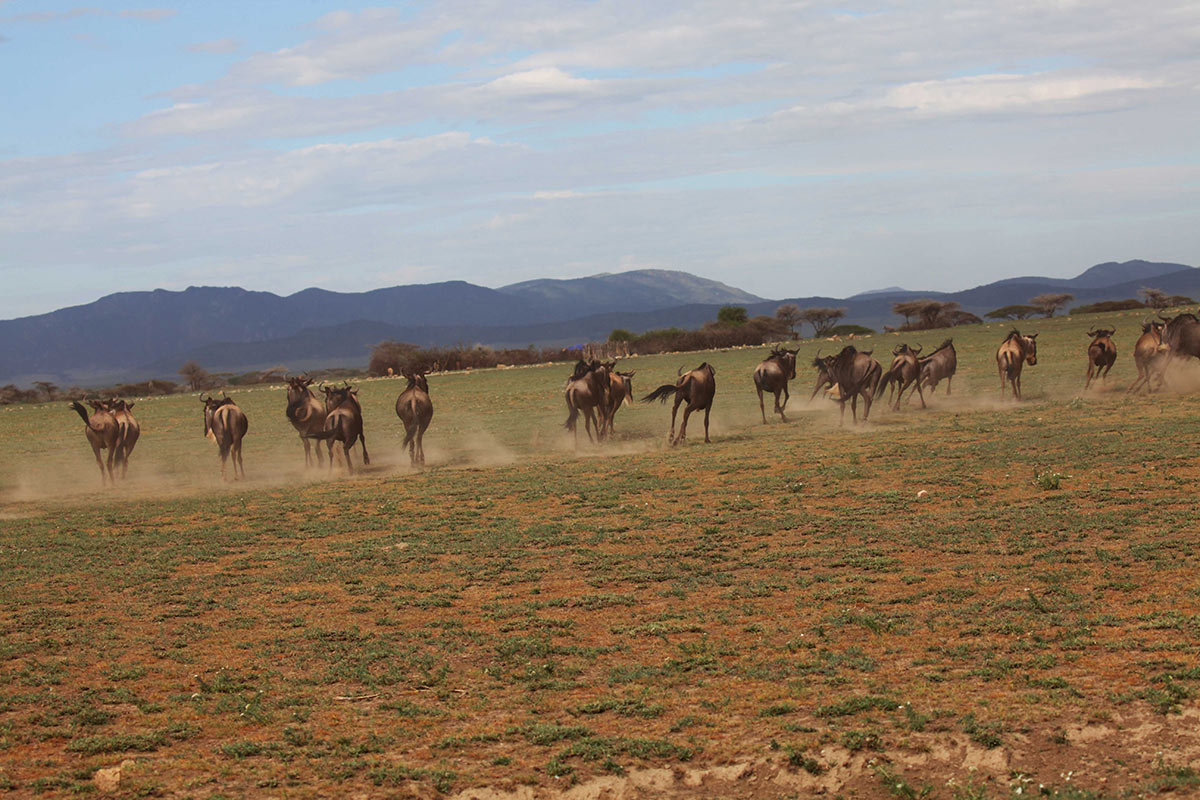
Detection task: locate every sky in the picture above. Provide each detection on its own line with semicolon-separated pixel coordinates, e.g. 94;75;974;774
1;1;1198;320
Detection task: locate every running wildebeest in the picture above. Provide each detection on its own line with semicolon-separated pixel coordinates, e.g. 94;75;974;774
642;362;716;445
1160;312;1200;361
307;384;370;473
876;343;925;411
109;399;140;478
918;339;957;396
599;362;634;439
285;375;326;467
753;347;799;423
1128;319;1167;393
996;330;1038;400
564;359;610;446
1084;328;1117;390
820;346;882;425
68;399;121;484
395;372;433;467
201;394;249;480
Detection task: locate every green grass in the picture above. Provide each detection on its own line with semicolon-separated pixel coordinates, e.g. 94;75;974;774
3;307;1200;794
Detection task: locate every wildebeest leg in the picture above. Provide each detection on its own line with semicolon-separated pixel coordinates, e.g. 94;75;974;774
416;427;425;466
219;441;230;481
703;405;711;443
850;394;859;424
677;405;693;445
838;400;847;427
235;439;244;479
327;440;336;472
914;378;926;409
301;435;312;467
946;376;952;395
359;434;370;466
1085;363;1095;390
777;389;788;423
582;408;596;443
89;440;107;485
342;441;354;474
757;385;767;424
669;395;683;444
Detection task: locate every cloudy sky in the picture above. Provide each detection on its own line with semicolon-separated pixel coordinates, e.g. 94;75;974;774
1;1;1197;319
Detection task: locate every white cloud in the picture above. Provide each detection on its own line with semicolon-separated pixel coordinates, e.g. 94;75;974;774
883;72;1161;115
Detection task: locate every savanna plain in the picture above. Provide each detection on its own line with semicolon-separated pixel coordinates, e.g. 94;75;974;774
4;310;1200;799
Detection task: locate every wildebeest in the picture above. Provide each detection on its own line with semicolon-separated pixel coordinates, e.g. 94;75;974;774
201;394;248;480
876;344;925;411
642;362;716;445
1128;319;1167;393
918;339;957;396
996;330;1038;400
599;362;635;439
1084;328;1117;390
308;384;370;473
68;399;121;484
285;375;326;466
564;359;610;446
1160;312;1200;362
395;372;433;467
819;346;882;425
108;399;140;478
753;347;798;423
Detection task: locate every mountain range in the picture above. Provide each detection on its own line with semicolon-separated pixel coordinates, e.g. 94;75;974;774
1;261;1195;387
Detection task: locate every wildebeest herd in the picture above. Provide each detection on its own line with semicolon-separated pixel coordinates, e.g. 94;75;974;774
66;314;1200;483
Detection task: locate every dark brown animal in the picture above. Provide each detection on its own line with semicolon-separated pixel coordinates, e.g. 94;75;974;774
286;375;326;466
599;362;634;438
918;339;957;395
564;360;610;446
1084;328;1117;390
996;330;1038;400
109;399;140;478
395;372;433;467
1160;312;1200;362
1128;320;1166;393
68;399;121;484
201;394;248;480
876;343;925;411
753;347;798;423
821;346;882;425
641;362;716;445
808;352;836;402
307;384;370;473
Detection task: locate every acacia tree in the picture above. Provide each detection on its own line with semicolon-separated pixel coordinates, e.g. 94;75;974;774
800;307;847;337
717;305;749;326
32;381;58;401
892;299;962;330
775;304;802;338
984;304;1038;321
178;361;210;391
1030;292;1074;318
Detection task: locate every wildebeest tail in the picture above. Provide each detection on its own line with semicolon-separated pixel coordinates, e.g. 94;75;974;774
874;366;897;400
68;401;91;425
641;384;678;404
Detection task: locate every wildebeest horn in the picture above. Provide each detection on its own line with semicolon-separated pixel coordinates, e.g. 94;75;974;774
893;344;903;356
912;344;922;354
677;365;685;377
